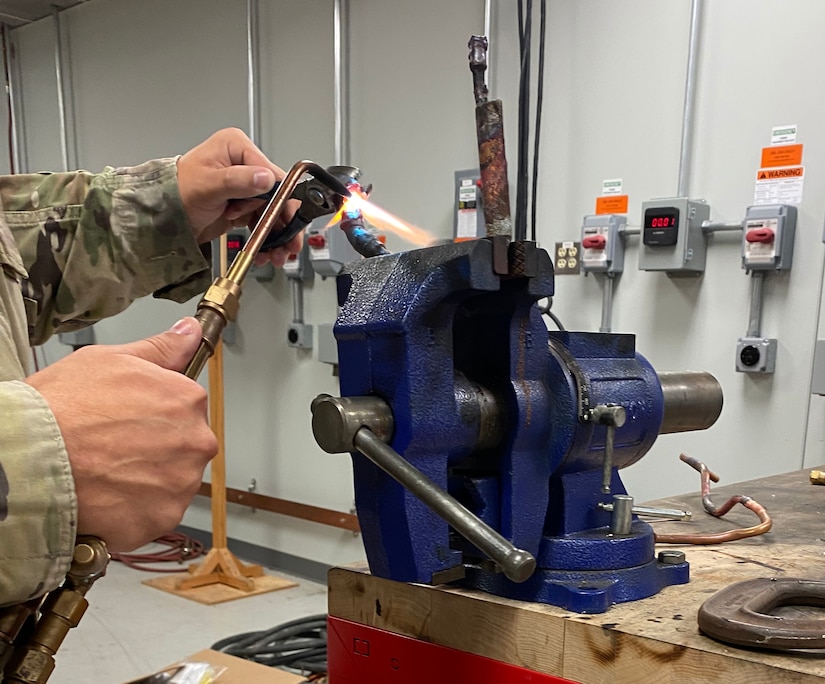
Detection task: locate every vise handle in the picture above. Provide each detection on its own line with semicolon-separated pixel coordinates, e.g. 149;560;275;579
311;394;537;584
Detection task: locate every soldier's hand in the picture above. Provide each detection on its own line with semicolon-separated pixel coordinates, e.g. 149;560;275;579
24;318;217;552
176;127;302;268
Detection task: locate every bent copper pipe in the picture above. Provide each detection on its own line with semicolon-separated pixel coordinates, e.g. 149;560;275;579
654;453;772;545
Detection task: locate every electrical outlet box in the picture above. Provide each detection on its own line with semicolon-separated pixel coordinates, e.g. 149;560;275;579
554;241;581;275
742;204;797;272
581;214;626;274
638;197;710;275
287;322;313;349
736;336;777;374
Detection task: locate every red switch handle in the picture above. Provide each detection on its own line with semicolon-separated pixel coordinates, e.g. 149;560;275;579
746;228;774;244
582;234;607;249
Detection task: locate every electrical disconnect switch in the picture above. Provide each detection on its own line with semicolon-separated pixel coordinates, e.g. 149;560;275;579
307;217;361;278
638;197;710;276
741;204;797;272
581;214;626;275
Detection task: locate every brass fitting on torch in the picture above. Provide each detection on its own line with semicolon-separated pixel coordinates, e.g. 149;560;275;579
4;537;109;684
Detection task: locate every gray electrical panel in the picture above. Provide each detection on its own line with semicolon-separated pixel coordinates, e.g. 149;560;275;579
638;197;710;275
454;169;484;241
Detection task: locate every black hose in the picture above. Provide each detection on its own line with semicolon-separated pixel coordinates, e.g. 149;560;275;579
211;614;328;676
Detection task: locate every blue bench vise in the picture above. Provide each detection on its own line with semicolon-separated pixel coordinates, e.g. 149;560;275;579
312;236;722;613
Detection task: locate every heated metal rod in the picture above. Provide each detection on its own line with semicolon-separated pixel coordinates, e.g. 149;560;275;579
352;427;536;583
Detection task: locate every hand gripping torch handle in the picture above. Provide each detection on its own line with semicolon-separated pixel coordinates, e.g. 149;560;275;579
0;161;351;684
184;161;351;379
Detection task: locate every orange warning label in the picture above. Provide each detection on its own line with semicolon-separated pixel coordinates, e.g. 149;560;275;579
761;144;803;168
756;166;804;180
595;194;629;215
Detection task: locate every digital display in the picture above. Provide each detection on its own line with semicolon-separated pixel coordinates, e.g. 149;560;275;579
643;207;680;246
227;239;243;251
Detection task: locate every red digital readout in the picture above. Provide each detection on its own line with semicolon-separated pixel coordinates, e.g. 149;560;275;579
649;217;676;228
227;239;242;250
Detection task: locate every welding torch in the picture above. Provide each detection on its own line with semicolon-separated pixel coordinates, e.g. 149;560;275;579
184;161;351;378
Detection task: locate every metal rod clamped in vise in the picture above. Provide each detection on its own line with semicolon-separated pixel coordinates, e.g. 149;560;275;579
184;161;351;379
311;394;537;584
468;35;513;240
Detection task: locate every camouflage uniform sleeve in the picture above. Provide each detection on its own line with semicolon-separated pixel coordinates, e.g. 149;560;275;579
0;221;76;605
0;381;75;606
1;158;211;345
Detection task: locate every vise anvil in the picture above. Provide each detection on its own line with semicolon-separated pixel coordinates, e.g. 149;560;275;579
313;237;722;613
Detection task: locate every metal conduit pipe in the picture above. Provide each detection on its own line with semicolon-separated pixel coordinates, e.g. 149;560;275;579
599;275;615;333
333;0;350;165
246;0;259;145
53;7;69;171
677;0;703;197
483;0;492;93
1;25;21;173
746;271;765;338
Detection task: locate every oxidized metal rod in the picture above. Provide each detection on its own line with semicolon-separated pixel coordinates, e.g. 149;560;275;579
468;35;512;239
352;427;536;584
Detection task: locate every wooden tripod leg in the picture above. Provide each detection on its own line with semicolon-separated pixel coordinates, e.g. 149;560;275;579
177;245;263;592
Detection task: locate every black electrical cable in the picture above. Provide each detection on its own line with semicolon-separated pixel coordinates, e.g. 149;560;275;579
539;298;565;330
530;0;547;243
1;24;14;174
515;0;533;242
211;614;328;677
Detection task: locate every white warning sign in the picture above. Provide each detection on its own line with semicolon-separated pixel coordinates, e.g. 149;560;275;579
754;166;804;205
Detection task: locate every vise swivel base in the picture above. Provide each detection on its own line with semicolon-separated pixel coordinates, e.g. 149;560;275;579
320;237;721;613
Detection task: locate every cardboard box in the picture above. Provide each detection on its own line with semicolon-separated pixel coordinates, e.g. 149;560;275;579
123;648;306;683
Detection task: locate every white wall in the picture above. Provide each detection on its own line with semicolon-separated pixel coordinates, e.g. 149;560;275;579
494;0;825;502
15;0;825;568
13;0;484;570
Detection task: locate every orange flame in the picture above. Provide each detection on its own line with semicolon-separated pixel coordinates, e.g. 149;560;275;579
325;192;435;248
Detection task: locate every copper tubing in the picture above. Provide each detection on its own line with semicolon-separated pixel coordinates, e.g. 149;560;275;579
654;453;772;545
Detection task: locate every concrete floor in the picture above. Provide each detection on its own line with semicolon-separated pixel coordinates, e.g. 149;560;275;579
53;552;328;683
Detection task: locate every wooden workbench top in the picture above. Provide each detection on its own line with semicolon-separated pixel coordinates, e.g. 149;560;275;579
328;467;825;683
